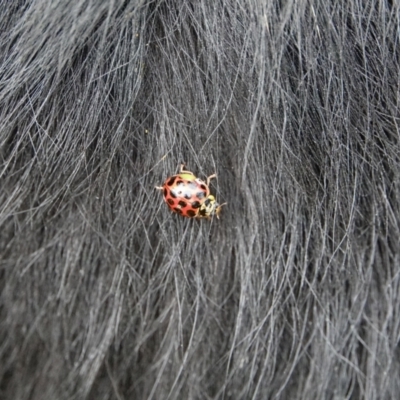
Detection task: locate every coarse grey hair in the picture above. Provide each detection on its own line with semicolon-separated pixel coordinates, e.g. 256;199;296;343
1;0;399;399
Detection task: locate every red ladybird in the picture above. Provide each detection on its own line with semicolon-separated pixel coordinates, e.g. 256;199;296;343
156;164;225;219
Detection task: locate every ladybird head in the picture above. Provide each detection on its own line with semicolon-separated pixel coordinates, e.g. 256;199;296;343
198;195;226;219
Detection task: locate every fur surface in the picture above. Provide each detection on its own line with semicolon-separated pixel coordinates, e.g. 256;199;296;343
1;1;399;399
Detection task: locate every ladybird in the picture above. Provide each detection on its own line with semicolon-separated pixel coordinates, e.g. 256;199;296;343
156;164;225;219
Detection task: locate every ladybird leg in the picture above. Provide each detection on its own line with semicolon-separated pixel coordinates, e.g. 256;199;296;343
179;164;194;174
206;173;217;186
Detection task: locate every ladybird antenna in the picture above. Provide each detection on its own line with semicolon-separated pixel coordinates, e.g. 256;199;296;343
216;202;227;219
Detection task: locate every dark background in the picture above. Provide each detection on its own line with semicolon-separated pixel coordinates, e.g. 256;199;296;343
1;1;399;399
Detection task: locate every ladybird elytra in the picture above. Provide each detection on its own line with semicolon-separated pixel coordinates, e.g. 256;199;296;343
156;164;226;219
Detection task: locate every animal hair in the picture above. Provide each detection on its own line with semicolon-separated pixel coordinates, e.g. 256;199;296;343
1;0;400;399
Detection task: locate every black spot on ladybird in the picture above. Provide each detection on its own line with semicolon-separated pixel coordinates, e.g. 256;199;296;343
178;200;186;208
176;180;183;185
196;192;205;200
163;188;168;197
187;210;196;217
170;189;177;198
174;207;182;214
167;198;174;205
191;201;201;209
184;193;191;199
200;184;206;190
167;176;176;186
